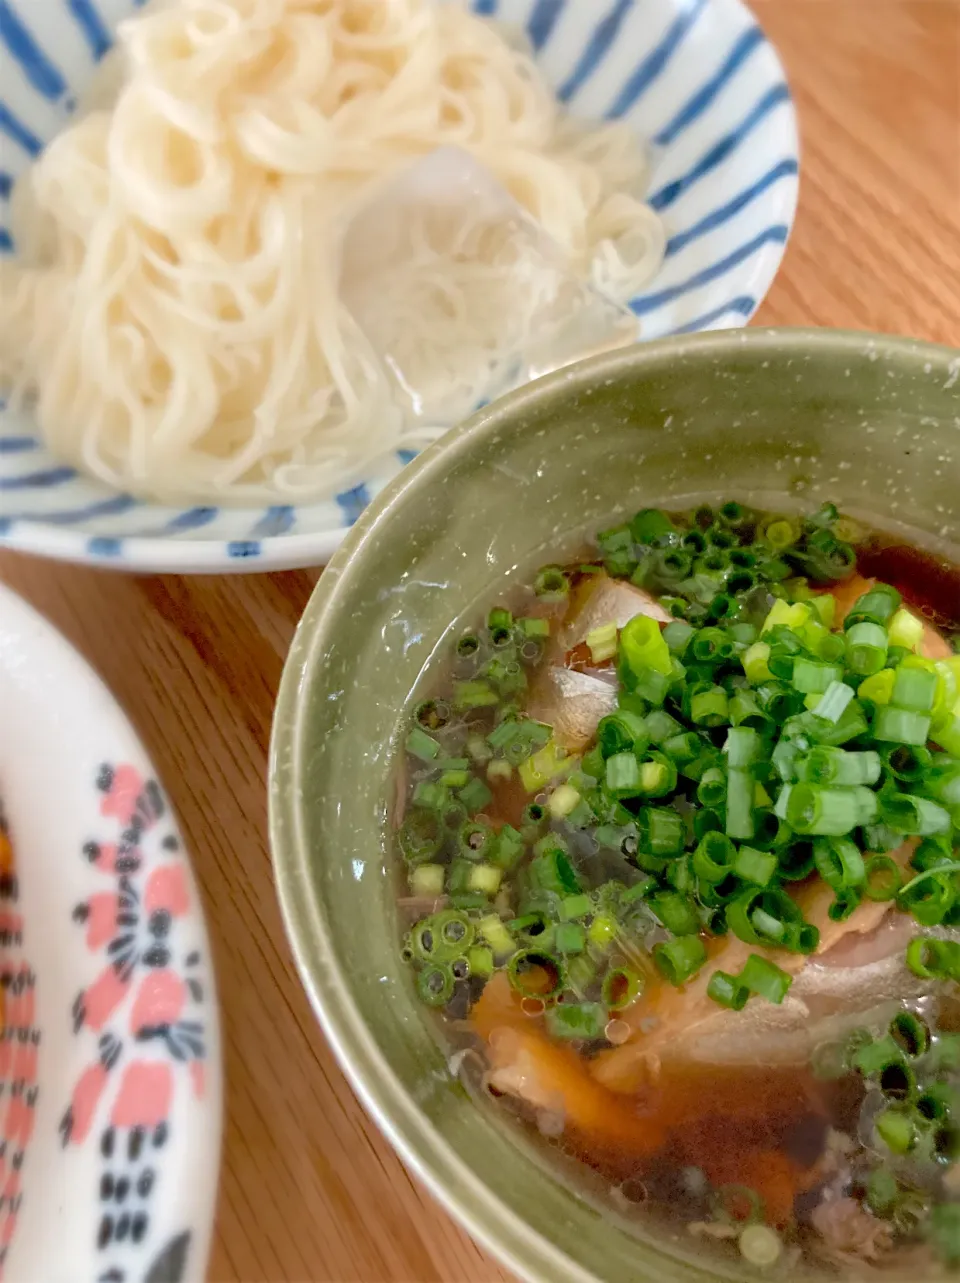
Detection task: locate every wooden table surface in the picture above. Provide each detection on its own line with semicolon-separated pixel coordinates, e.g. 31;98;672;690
2;4;959;1281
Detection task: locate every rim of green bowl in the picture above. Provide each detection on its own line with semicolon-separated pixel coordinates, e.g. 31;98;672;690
269;327;960;1283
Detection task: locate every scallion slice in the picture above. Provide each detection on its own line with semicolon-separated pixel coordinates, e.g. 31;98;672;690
653;935;707;987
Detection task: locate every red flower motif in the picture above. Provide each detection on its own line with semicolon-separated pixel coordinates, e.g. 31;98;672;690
111;1061;173;1129
91;843;120;874
130;971;186;1033
82;966;131;1031
68;1063;109;1145
85;892;119;950
99;765;145;824
144;865;189;918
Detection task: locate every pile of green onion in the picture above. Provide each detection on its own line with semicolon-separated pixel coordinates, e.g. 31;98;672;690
398;502;959;1032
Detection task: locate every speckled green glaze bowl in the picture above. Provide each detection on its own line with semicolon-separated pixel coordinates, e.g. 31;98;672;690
270;329;960;1283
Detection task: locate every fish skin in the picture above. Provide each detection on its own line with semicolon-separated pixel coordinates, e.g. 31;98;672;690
526;667;618;752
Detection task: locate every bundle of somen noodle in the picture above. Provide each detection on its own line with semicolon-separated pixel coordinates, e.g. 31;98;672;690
0;0;664;504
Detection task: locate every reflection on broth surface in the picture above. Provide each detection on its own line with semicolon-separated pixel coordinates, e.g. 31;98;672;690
395;502;960;1277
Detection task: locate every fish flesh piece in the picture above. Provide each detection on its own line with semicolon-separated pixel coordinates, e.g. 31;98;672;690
528;575;668;750
590;842;926;1089
553;574;671;657
526;667;618;752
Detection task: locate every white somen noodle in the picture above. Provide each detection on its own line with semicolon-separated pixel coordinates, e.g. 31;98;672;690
0;0;664;504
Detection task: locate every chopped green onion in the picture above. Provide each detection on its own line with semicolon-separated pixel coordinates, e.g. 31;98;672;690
905;932;960;979
663;620;695;655
518;616;551;639
399;809;444;865
588;913;618;950
507;950;564;998
882;792;951;836
556;893;592;922
412;910;474;963
846;585;902;629
892;664;939;712
697;767;727;809
692;832;737;884
631;508;677;544
725;769;756;840
763;518;800;551
890;1011;930;1058
793;657;845;694
586;621;619;664
739;954;793;1004
875;1106;916;1154
785;783;865;836
638;807;686;856
416;963;455;1007
459;777;493;815
530;841;581;896
707;970;750;1010
554;922;586;955
479;914;516;957
534;566;570;599
619;613;672;678
519;739;572;793
742;641;772;685
873;704;932;746
728;888;806;950
691;627;735;663
724;726;762;769
653;935;707;987
814;836;866;889
639;754;677;797
605;751;643;798
467;863;502;896
548;784;581;819
452;679;500;711
845;621;889;676
865;1168;900;1219
410;865;444;898
690;686;730;726
602;967;644;1010
863;854;901;901
649;891;699;936
738;1225;782;1269
798;747;882;787
406;726;441;761
545;1001;607;1041
597;709;648;758
415;699;451;731
813;680;855;724
733;845;778;887
924;756;960;804
413;780;450;811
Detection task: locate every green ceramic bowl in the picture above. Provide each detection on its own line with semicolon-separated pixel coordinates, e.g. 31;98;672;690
270;329;960;1283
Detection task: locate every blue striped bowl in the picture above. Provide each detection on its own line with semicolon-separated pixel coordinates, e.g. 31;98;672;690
0;0;798;572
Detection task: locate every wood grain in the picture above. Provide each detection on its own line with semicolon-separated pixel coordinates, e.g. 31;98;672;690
1;6;958;1281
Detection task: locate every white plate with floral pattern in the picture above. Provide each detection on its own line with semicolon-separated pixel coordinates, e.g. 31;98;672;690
0;581;221;1283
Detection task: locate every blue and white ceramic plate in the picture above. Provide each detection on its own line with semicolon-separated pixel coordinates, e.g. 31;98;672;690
0;0;799;573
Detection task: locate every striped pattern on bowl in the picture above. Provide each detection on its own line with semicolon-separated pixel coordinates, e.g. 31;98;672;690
0;0;798;571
